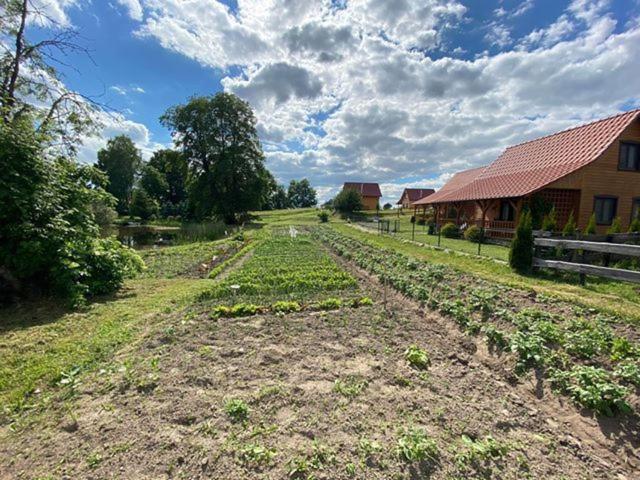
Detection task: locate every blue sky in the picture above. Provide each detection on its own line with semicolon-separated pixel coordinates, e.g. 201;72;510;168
26;0;640;203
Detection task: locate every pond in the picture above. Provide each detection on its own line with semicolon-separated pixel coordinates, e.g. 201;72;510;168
102;221;229;249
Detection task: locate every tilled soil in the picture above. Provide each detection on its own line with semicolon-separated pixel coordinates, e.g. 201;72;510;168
1;260;639;479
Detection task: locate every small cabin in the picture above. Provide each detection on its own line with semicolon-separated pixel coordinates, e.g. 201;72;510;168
342;182;382;210
396;188;435;210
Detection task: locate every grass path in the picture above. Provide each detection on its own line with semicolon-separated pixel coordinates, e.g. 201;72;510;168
332;223;640;323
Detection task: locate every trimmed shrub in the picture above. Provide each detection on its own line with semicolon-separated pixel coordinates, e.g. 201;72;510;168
541;207;557;232
440;222;459;238
463;225;482;243
509;210;534;274
562;211;577;237
630;216;640;233
585;213;597;235
607;217;622;235
317;210;329;223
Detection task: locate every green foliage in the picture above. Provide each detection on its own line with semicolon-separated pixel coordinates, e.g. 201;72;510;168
463;225;482;243
225;398;249;422
509;331;547;374
148;149;188;208
318;210;330;223
509;210;533;274
404;345;430;370
549;366;631;416
614;361;640;386
383;202;392;210
130;188;159;221
287;178;317;208
334;375;368;398
585;213;597;235
562;211;577;236
333;188;364;213
454;435;509;471
0;118;143;306
396;428;439;462
317;297;342;310
440;222;459;238
271;300;301;313
629;216;640;233
90;197;118;227
607;217;622;234
239;443;277;466
351;296;373;307
481;325;509;350
96;135;143;214
541;207;558;232
140;164;169;203
610;337;638;361
161;92;271;223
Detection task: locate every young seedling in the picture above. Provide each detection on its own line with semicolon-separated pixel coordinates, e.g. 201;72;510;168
225;398;249;423
404;345;430;370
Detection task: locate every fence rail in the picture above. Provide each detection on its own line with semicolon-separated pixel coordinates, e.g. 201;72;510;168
533;237;640;284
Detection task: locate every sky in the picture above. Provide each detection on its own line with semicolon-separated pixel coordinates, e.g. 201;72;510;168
24;0;640;204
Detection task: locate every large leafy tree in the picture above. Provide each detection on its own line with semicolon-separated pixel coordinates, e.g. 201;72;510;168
140;164;169;203
161;92;271;223
287;178;317;208
96;135;142;214
148;149;188;206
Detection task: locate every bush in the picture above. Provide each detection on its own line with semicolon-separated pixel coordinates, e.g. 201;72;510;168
333;189;364;213
416;217;426;226
0;118;144;306
562;211;577;236
541;207;557;232
607;217;622;234
630;216;640;233
509;210;533;274
463;225;482;243
317;210;329;223
585;213;597;235
383;202;392;210
440;222;459;238
130;188;159;221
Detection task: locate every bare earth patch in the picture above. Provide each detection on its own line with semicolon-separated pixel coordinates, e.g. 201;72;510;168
1;259;638;479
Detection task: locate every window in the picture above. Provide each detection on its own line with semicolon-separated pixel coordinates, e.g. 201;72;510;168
633;198;640;222
593;196;617;225
619;142;640;171
447;205;457;219
498;201;515;222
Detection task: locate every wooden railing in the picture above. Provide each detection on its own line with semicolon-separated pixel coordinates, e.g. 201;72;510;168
533;237;640;284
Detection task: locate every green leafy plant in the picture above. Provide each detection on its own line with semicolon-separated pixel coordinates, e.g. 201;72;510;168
239;443;277;466
271;301;301;313
611;337;638;361
481;325;509;350
541;207;558;232
351;296;373;307
404;345;430;370
396;427;439;462
440;222;459;238
225;398;249;423
607;217;623;234
614;362;640;386
454;435;509;471
562;211;578;236
509;331;547;374
317;298;342;310
334;376;368;398
317;210;330;223
463;225;482;243
585;213;597;235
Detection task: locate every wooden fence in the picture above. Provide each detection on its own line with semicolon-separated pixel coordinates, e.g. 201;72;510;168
533;237;640;284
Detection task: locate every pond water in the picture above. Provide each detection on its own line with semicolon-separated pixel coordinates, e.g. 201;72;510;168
102;222;229;249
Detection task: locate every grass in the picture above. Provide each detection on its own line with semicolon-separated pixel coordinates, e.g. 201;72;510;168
331;222;640;322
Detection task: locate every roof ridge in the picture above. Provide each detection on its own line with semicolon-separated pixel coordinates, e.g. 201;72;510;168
505;108;640;151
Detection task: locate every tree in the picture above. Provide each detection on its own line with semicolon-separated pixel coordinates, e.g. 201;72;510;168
130;188;159;221
383;202;392;210
0;0;98;153
265;183;289;210
541;206;557;232
0;116;142;305
630;213;640;233
96;135;142;214
148;149;188;206
287;179;317;208
333;189;364;213
161;92;271;223
509;210;534;274
140;164;169;203
607;217;622;235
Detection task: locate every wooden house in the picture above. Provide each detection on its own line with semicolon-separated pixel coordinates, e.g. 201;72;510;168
413;109;640;236
396;188;435;210
342;182;382;210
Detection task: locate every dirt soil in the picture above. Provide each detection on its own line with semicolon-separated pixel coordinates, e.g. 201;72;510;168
1;259;639;479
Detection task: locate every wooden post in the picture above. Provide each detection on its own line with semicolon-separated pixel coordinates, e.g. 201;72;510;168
412;219;415;240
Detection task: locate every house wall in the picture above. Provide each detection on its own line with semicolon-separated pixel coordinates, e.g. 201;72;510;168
362;195;379;210
546;119;640;233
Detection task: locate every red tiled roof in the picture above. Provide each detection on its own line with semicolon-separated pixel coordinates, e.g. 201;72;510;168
343;182;382;197
413;167;485;205
396;188;435;204
421;109;640;204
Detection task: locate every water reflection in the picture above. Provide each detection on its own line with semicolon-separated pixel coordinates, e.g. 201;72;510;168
102;222;228;249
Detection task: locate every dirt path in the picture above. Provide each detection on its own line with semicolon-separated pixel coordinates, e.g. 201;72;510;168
1;254;638;479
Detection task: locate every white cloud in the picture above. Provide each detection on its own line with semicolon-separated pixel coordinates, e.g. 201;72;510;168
123;0;640;203
116;0;144;21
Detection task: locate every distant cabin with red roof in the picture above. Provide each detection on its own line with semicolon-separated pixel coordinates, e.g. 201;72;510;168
342;182;382;210
396;188;435;209
413;109;640;235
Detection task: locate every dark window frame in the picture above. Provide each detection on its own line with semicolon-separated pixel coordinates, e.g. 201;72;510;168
593;195;618;226
618;141;640;172
632;197;640;223
498;200;515;222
